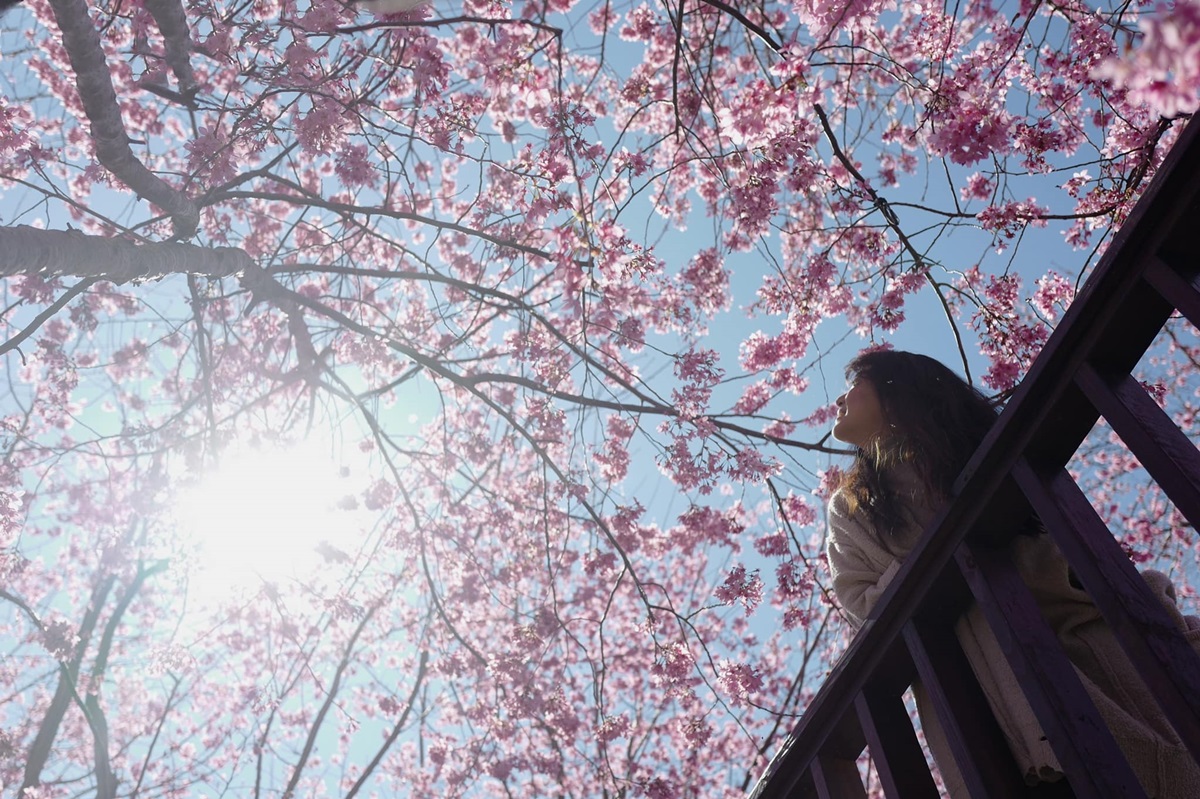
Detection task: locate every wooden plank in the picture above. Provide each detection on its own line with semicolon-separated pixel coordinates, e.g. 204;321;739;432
954;541;1146;797
855;686;940;799
903;617;1028;799
811;751;867;799
1076;364;1200;528
1013;459;1200;762
1143;255;1200;332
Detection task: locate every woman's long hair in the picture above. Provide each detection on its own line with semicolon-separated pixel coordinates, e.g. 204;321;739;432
838;350;1000;543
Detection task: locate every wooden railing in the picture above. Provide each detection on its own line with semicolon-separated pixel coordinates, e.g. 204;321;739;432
749;114;1200;799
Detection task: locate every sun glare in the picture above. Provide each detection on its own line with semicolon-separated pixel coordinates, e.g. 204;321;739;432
171;437;370;602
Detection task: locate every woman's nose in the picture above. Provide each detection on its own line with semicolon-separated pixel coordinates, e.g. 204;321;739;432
835;393;846;408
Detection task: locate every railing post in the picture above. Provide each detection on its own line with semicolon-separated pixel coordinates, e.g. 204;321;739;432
902;617;1028;798
1075;363;1200;529
1143;255;1200;330
854;688;939;799
954;541;1147;797
1013;459;1200;762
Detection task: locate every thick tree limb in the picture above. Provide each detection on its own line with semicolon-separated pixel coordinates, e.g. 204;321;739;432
142;0;197;101
45;0;199;238
0;226;252;283
86;693;117;799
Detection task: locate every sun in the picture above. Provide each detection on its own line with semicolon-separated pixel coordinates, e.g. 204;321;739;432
171;436;370;602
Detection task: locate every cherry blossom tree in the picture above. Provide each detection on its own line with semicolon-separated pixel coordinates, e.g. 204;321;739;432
1;0;1196;796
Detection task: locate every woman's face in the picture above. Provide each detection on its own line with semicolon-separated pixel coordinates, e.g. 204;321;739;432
833;378;887;447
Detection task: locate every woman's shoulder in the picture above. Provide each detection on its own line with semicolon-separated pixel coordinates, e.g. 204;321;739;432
827;484;858;522
826;487;871;554
827;484;871;546
827;487;881;547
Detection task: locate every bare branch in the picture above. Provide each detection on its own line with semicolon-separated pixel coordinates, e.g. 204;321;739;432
696;0;783;52
282;601;381;799
0;277;97;358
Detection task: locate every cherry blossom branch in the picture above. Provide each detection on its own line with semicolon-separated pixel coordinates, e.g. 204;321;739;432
668;0;686;135
0;277;97;359
271;262;671;416
811;104;921;269
0;587;45;637
929;278;974;385
345;649;430;798
1121;115;1186;199
766;478;839;611
1;175;139;235
186;275;219;459
264;262;842;451
691;1;978;387
20;575;116;794
267;263;840;458
338;14;563;39
85;560;164;799
696;0;783;52
14;527;160;797
214;187;555;262
743;608;834;785
282;600;381;799
240;268;665;623
812;103;973;380
44;0;199;238
254;705;279;798
416;535;490;665
319;374;493;668
85;694;117;798
130;676;182;797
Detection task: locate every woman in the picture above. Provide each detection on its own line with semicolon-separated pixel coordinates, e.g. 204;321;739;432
825;349;1200;798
